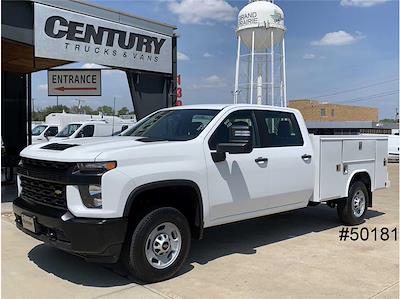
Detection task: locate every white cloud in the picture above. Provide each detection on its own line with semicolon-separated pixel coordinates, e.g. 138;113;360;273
303;53;316;59
38;84;48;90
81;63;114;75
81;63;103;69
168;0;238;24
177;51;190;61
203;52;214;58
189;74;226;89
204;75;222;84
311;30;365;46
340;0;389;7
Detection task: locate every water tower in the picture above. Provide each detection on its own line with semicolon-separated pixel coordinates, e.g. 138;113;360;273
234;0;287;106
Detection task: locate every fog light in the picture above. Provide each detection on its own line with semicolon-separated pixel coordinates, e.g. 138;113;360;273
79;185;102;208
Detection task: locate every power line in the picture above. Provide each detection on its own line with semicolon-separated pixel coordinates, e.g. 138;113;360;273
331;90;399;104
307;78;398;99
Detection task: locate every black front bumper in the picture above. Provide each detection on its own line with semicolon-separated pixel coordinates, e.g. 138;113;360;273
13;197;128;263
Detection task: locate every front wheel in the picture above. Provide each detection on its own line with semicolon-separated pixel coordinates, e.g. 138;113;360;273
122;207;191;283
337;181;369;225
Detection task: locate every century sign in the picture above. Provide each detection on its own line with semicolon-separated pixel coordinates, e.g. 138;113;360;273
34;3;172;74
47;69;101;96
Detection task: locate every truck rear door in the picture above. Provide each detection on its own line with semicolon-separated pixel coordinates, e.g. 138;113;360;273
253;109;314;209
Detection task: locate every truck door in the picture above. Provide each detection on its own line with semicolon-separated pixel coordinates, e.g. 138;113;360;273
253;109;314;208
205;110;279;224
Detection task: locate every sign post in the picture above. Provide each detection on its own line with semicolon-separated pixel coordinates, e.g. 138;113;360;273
47;69;101;96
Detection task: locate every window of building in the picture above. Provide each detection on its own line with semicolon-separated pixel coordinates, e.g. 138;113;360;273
331;109;335;117
320;108;326;117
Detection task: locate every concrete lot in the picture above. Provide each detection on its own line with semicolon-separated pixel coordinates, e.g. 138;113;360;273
2;164;399;299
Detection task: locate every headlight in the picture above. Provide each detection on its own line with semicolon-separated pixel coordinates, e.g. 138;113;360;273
79;184;102;208
77;161;117;174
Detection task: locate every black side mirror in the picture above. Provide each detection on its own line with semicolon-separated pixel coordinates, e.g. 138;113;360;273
212;125;253;162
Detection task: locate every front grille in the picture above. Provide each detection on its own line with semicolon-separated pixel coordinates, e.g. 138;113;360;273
21;158;73;171
20;176;67;209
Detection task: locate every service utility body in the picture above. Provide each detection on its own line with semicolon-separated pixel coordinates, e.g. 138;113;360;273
14;104;389;282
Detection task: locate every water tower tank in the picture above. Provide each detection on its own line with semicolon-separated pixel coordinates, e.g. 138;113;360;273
233;0;287;107
237;0;285;49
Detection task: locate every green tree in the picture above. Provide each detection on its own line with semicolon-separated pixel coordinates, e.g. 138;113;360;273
118;107;129;115
96;105;114;115
70;105;94;114
380;118;399;123
32;105;70;121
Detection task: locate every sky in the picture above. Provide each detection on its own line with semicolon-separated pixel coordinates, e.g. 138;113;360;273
32;0;399;119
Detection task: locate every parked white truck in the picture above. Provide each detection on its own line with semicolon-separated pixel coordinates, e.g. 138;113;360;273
14;104;389;282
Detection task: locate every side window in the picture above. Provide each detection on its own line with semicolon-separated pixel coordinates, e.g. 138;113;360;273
208;110;258;150
46;126;58;137
255;110;303;147
77;125;95;138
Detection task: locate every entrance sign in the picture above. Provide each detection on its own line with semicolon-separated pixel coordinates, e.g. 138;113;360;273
35;3;172;74
48;69;101;96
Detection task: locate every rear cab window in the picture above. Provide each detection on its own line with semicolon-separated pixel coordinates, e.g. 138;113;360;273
255;110;303;147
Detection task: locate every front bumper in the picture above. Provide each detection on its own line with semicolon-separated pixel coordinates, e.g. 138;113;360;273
13;197;128;263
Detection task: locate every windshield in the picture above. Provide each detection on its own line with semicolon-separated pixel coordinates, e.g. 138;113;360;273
32;125;48;136
56;123;82;137
124;109;219;141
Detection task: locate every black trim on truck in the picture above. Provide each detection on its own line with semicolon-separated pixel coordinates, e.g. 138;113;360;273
123;180;204;239
13;197;128;263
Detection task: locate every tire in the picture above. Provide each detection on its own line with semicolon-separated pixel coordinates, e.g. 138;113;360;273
122;207;191;283
337;181;369;225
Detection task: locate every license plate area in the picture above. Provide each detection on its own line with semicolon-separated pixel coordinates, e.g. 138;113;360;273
21;214;37;233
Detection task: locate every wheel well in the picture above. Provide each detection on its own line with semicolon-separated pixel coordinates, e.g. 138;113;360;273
349;172;372;207
124;181;204;240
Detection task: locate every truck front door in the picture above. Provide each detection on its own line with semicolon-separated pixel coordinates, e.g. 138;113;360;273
205;110;276;224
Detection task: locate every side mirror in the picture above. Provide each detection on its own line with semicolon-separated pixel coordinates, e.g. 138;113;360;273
212;125;253;162
43;131;49;140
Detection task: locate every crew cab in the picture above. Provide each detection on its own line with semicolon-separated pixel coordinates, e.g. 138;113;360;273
13;104;389;282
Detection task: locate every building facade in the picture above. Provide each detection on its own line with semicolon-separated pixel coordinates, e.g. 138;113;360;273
288;99;378;122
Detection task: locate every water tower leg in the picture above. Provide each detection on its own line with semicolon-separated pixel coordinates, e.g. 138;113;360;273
282;38;287;107
250;30;255;105
271;30;274;106
234;36;241;104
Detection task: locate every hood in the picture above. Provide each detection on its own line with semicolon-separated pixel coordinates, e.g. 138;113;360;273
20;136;163;162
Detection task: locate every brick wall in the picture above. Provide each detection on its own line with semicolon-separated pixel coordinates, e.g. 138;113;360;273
288;99;378;122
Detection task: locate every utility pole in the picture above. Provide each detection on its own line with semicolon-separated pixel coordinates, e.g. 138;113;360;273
112;96;116;135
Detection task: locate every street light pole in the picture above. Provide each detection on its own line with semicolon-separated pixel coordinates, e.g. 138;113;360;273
112;96;116;135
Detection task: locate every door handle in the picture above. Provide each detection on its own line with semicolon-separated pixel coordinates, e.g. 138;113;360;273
255;157;268;163
301;154;312;160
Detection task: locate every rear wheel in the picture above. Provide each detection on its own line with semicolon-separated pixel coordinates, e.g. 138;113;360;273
122;207;191;283
337;181;369;225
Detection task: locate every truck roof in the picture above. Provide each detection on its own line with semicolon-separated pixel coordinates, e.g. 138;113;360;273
164;104;300;113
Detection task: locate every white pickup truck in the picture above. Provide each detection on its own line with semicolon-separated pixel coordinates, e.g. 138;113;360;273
14;104;389;282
